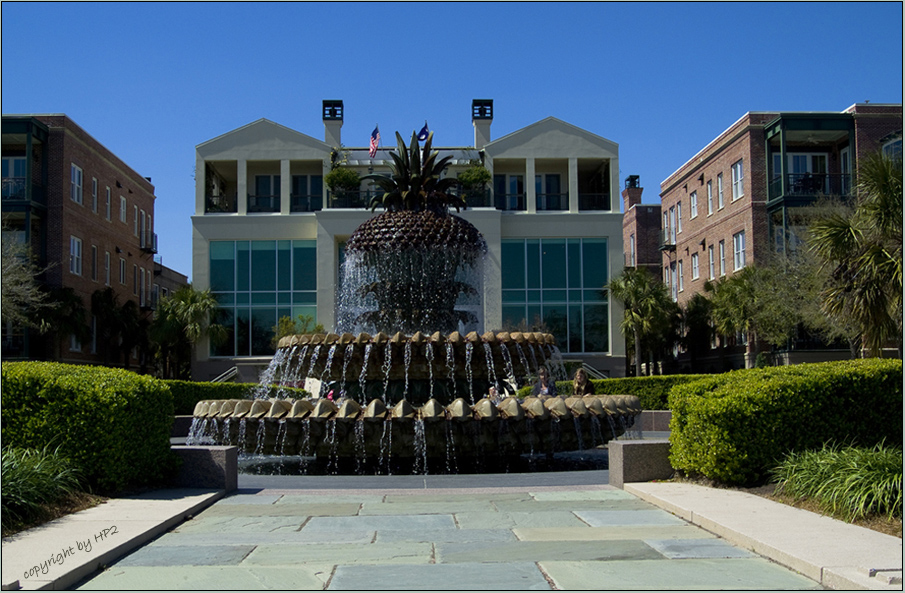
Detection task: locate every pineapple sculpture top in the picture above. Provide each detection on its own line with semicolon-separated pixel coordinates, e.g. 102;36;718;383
338;131;487;336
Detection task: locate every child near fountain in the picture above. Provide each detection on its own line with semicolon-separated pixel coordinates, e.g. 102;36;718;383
571;368;594;396
531;366;557;398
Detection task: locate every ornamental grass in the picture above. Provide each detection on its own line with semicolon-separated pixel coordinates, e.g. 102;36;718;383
772;442;903;521
1;446;84;528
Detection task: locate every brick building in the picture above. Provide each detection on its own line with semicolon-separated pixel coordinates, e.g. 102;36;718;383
1;114;187;369
639;103;902;371
620;175;661;279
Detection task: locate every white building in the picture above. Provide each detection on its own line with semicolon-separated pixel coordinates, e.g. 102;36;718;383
192;100;625;381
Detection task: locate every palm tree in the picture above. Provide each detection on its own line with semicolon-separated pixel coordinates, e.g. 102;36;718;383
706;268;760;368
808;150;903;357
607;267;677;376
91;287;122;365
150;286;226;379
35;287;90;360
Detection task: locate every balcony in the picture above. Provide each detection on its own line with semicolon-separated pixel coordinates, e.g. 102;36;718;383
495;193;526;211
579;193;610;211
2;177;46;205
205;193;237;213
247;194;280;213
660;229;676;251
768;173;852;202
328;190;371;209
536;193;567;212
290;193;323;213
140;231;158;254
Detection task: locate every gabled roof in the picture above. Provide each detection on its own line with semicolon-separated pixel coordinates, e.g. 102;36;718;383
196;118;331;159
485;117;617;159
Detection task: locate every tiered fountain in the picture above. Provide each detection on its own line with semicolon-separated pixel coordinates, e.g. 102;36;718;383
189;131;640;473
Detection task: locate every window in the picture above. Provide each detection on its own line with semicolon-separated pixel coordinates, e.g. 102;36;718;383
708;245;715;280
499;238;609;354
133;264;138;295
140;268;146;307
667;207;676;243
669;262;677;301
731;160;744;200
69;236;82;275
91;178;98;213
882;135;902;161
90;316;97;354
90;245;98;281
689;192;698;219
105;188;112;220
733;231;746;270
134;205;139;236
70;164;83;204
717;173;724;209
69;333;82;352
691;253;700;279
119;258;126;284
676;201;683;233
105;252;111;285
677;260;684;292
120;197;127;222
629;234;636;267
140;209;146;243
718;240;726;276
706;181;713;215
2;157;27;199
493;174;526;210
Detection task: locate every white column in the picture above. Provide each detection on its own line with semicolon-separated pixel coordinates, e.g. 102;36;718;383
237;160;247;215
568;157;579;212
195;154;206;215
609;157;619;212
526;158;536;214
280;160;291;214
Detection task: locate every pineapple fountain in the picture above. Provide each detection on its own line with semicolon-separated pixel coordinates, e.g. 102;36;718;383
189;132;640;474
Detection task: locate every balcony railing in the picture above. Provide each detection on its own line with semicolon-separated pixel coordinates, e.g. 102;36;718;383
2;177;46;204
495;193;526;211
140;231;158;254
768;173;852;201
205;193;237;213
328;190;371;209
536;193;567;212
660;228;676;251
247;194;280;213
579;193;610;211
290;193;323;213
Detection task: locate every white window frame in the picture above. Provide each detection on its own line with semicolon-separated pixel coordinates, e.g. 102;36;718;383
717;173;724;209
677;260;684;292
629;234;636;267
689;191;698;219
70;164;83;204
676;201;683;233
133;264;138;295
708;245;715;280
104;251;111;286
69;333;82;352
691;253;700;280
731;160;744;201
69;236;82;275
134;205;139;236
706;181;713;215
90;245;98;281
105;188;112;220
120;258;126;284
733;231;746;270
140;268;146;307
669;262;678;301
718;240;726;276
120;196;127;223
91;178;98;213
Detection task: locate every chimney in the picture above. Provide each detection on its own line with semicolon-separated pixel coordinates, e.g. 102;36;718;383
472;99;493;149
622;175;643;209
323;100;343;147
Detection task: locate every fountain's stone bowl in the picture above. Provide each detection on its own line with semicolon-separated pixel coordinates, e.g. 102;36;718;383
189;394;642;461
275;331;562;406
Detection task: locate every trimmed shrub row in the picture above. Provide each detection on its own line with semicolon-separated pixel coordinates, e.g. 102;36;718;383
668;359;903;486
1;362;177;494
163;380;311;416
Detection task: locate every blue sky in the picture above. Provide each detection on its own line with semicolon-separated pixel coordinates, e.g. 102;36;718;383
2;2;902;280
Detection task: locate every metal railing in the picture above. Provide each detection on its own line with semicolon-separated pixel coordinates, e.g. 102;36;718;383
536;193;568;211
2;178;45;204
247;194;280;213
578;193;610;211
768;173;852;200
212;366;238;383
140;231;158;253
290;193;323;212
660;228;676;250
205;193;237;213
495;193;526;211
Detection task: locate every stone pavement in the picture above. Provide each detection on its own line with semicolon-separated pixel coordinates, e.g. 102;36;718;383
71;472;824;591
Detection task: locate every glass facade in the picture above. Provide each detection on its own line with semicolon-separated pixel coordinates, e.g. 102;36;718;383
501;238;609;353
210;240;317;356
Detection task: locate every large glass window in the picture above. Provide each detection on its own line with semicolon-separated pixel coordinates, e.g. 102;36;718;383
501;238;608;354
210;240;317;357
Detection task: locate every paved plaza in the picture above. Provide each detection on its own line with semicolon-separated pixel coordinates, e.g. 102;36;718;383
72;471;822;590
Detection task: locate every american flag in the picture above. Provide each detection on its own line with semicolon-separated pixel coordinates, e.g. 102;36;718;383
369;126;380;158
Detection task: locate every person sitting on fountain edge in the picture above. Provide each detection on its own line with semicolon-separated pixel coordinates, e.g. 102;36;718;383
571;368;594;396
531;366;557;398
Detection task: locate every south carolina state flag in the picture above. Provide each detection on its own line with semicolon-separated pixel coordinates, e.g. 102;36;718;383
418;121;429;141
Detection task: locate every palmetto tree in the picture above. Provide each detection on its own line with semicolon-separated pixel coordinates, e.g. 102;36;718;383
808;150;903;357
36;287;90;360
607;267;678;376
150;286;226;379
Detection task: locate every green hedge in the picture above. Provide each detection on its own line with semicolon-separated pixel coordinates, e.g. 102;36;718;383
515;375;708;409
163;380;310;415
1;362;177;494
669;359;903;486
